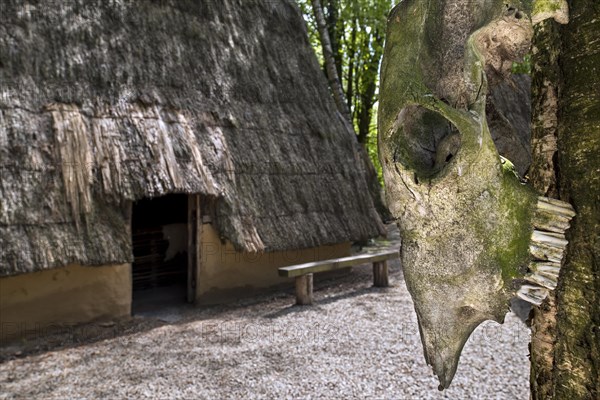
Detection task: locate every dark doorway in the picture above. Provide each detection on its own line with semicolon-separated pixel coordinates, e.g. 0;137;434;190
131;194;189;313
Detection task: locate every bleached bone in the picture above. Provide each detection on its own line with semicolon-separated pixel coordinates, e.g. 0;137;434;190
537;197;576;218
532;209;572;233
530;244;566;263
517;285;550;306
529;262;561;279
531;230;568;247
524;273;557;290
538;196;575;209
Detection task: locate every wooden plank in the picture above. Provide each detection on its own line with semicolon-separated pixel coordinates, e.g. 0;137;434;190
373;260;389;287
295;273;313;305
278;250;399;277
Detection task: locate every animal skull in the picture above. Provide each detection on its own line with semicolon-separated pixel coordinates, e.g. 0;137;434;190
378;0;573;389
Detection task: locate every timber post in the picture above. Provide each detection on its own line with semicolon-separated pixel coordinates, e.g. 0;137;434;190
295;273;314;305
373;261;389;287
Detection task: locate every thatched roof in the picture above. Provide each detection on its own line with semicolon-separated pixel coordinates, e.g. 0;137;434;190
0;0;385;276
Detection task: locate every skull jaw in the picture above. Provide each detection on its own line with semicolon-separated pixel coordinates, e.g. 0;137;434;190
417;311;492;390
402;232;514;389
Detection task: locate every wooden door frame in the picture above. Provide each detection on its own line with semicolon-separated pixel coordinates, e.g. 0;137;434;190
187;194;200;303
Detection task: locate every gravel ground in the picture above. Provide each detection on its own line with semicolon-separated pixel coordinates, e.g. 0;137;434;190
0;231;531;399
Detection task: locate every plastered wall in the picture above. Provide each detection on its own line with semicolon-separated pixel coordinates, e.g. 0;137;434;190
0;227;353;341
0;263;131;343
196;224;351;303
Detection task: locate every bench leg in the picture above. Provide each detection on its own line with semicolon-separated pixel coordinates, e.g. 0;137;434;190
373;261;389;287
295;274;314;305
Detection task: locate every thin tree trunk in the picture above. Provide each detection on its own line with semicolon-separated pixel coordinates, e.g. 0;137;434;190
311;0;391;222
354;53;360;123
325;0;343;80
552;0;600;396
346;17;357;112
357;30;383;144
310;0;352;123
357;91;375;144
530;0;600;398
529;18;562;400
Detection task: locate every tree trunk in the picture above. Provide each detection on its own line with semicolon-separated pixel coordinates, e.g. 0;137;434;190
310;0;351;122
529;18;562;400
325;0;343;81
311;0;391;222
530;1;600;398
356;30;383;145
345;17;358;112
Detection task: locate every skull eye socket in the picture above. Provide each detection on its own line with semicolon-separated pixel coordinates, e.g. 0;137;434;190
391;105;461;179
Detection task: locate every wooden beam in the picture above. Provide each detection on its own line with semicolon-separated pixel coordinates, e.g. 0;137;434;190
295;273;313;305
278;250;399;278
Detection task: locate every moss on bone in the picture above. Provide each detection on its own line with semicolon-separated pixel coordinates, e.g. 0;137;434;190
533;0;564;14
497;170;537;281
378;0;431;140
531;0;569;24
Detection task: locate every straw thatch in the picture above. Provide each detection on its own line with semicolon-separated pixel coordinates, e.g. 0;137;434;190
0;0;384;276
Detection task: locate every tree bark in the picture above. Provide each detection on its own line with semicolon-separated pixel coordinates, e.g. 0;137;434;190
345;17;358;112
530;0;600;398
529;18;562;400
325;0;343;81
356;30;383;145
310;0;352;123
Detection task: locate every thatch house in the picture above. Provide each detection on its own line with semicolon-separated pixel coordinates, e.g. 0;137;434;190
0;0;384;340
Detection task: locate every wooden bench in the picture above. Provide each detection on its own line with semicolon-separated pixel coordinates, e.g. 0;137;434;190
278;249;400;305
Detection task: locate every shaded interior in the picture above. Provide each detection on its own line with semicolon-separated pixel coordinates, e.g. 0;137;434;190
131;194;189;311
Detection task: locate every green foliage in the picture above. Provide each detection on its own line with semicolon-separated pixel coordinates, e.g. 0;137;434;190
362;102;383;185
296;0;393;184
511;54;532;75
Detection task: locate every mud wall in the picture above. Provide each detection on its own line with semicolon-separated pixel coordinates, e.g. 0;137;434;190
1;263;131;343
197;224;351;303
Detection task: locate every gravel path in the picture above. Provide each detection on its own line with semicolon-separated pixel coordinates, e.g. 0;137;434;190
1;233;530;399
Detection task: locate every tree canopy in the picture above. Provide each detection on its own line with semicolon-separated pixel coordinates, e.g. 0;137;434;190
297;0;394;181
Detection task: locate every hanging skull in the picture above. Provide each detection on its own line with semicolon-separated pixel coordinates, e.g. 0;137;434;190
378;0;573;389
